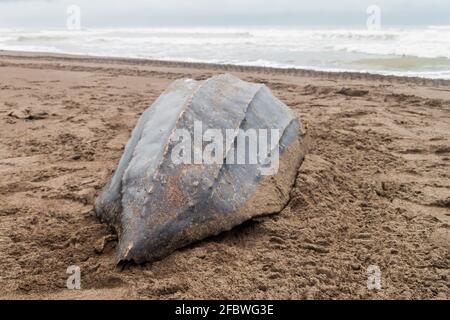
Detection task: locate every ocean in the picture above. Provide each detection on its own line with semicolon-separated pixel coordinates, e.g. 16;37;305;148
1;26;449;79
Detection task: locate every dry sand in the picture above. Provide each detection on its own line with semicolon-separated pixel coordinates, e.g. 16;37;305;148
0;51;449;299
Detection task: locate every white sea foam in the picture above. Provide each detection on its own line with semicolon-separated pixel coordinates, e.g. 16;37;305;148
0;26;449;79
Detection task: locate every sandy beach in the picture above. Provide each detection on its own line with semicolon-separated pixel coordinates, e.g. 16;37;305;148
0;51;449;299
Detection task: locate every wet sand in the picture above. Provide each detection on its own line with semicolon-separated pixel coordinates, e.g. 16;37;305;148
0;51;449;299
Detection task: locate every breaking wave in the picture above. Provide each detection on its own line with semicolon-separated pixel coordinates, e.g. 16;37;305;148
1;26;449;79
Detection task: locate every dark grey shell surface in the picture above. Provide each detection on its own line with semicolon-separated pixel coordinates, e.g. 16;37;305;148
95;74;308;263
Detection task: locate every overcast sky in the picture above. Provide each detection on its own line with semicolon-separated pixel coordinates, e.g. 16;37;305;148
0;0;449;28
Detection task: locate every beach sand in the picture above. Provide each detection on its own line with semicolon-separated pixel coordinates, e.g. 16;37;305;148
0;51;449;299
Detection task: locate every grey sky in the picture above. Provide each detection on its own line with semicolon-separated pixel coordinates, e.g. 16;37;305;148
0;0;449;27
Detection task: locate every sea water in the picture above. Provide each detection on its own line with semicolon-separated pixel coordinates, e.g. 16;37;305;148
0;26;449;79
